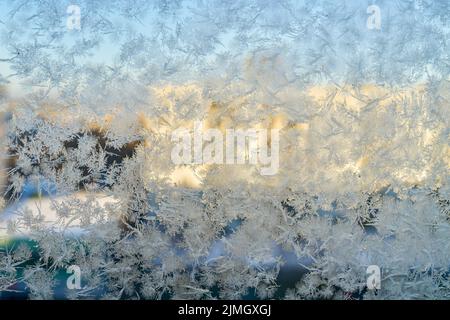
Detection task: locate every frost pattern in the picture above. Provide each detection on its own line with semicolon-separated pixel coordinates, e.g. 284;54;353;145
0;0;449;299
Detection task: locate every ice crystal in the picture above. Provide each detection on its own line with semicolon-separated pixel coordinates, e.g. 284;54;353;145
0;0;449;300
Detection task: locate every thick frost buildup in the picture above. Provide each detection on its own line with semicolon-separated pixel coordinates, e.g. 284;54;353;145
0;0;449;299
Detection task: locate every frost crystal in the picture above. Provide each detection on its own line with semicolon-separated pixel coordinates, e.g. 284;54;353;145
0;0;449;300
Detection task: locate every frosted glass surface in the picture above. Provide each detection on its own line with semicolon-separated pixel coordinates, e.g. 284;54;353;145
0;0;449;299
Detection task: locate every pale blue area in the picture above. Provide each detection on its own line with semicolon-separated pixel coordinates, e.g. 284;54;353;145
0;0;446;96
